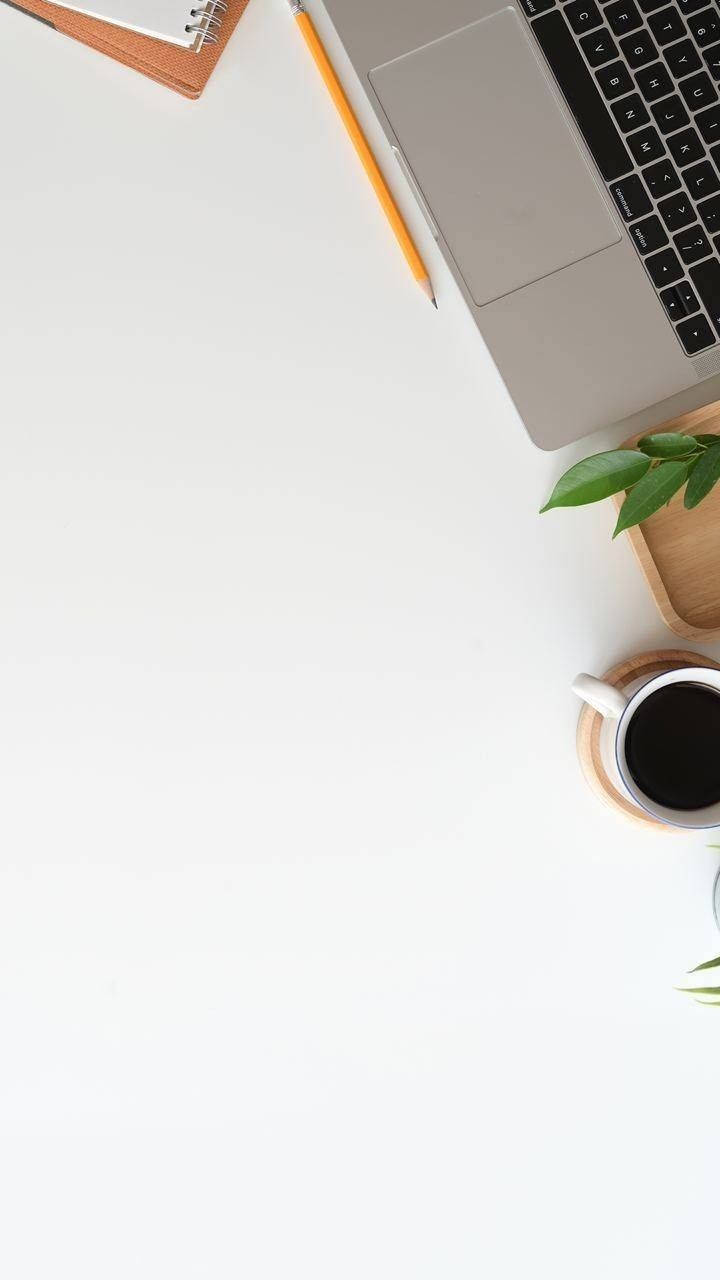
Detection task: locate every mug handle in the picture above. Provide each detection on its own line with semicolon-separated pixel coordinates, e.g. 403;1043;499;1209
572;673;629;720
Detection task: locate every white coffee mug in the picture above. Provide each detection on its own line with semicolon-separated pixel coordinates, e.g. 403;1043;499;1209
573;666;720;830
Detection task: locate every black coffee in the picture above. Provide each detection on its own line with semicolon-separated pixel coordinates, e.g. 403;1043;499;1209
625;682;720;811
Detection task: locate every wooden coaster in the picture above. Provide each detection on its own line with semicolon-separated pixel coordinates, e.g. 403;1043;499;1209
577;648;720;831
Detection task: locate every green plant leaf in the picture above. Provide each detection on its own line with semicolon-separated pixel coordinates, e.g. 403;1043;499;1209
694;434;720;447
637;432;698;458
613;461;689;537
684;442;720;509
677;986;720;994
540;450;650;513
689;955;720;973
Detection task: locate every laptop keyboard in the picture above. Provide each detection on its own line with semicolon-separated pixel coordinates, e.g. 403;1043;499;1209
521;0;720;355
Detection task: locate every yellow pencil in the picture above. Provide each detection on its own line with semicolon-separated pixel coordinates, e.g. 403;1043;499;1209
288;0;437;307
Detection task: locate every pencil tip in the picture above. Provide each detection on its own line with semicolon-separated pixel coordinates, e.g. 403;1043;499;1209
419;278;438;307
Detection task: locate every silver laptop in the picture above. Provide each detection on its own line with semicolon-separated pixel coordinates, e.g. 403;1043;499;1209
321;0;720;448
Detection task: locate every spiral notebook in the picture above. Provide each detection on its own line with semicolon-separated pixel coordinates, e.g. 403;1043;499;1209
41;0;225;47
1;0;250;94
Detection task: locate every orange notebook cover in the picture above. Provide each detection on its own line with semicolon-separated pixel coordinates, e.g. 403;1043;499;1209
1;0;251;98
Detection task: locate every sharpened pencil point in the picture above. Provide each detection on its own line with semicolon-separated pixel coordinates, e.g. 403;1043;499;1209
419;277;438;307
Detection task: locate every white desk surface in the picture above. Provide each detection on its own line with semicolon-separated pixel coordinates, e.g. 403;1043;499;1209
1;1;719;1275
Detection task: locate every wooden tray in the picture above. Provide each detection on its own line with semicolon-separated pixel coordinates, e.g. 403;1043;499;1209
577;648;720;830
619;401;720;640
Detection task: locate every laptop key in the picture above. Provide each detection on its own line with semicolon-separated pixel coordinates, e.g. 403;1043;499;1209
667;126;705;164
677;0;708;13
635;61;673;101
688;8;720;46
630;214;669;252
644;157;681;197
676;313;715;350
674;223;713;261
652;95;691;133
660;281;700;317
533;13;632;177
596;60;634;98
521;0;556;14
565;0;603;30
692;258;720;335
660;286;685;319
605;0;643;33
648;6;687;43
580;26;619;64
703;43;720;80
664;38;702;78
638;0;667;11
647;246;684;284
697;192;720;229
611;92;650;129
620;29;658;66
683;158;720;197
677;279;701;312
610;172;653;217
628;124;666;162
658;190;695;229
696;102;720;140
679;71;718;110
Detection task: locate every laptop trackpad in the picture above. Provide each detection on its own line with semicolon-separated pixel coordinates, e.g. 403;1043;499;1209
369;8;620;306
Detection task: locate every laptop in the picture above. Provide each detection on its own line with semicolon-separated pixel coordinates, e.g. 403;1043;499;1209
321;0;720;448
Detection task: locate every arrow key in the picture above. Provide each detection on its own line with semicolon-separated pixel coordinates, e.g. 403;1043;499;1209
677;313;715;351
646;245;684;286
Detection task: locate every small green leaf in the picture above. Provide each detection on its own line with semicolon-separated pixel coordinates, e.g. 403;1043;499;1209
689;956;720;973
684;442;720;509
677;986;720;995
540;450;650;513
694;434;720;447
613;460;689;537
694;999;720;1006
638;432;698;458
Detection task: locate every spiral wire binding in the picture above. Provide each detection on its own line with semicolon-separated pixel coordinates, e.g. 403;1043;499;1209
185;0;227;44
